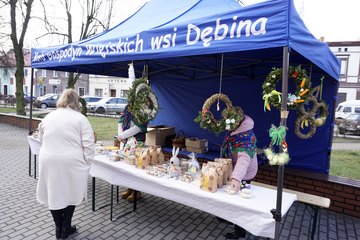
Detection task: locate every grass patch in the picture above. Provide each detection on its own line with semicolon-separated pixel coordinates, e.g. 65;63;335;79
88;116;118;140
330;150;360;180
332;136;360;143
0;107;16;113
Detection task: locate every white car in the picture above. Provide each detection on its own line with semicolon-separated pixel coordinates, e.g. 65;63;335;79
87;97;127;114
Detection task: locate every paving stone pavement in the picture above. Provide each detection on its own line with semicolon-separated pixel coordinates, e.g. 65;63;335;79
0;123;359;240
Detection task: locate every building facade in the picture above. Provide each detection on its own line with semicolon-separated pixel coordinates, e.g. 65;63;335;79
0;49;89;98
88;75;132;98
328;41;360;105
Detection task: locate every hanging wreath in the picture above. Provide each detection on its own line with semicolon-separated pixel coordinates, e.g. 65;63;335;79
262;65;311;111
294;93;329;139
194;93;244;135
127;78;159;124
264;124;290;165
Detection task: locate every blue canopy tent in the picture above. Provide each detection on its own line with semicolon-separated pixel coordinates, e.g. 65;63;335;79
30;0;340;238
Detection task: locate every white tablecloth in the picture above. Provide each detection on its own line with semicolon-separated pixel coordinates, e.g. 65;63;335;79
27;136;41;155
90;155;296;238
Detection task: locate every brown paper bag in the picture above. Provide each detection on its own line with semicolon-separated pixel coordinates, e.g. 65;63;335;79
215;158;233;184
136;149;150;169
157;147;165;164
207;162;224;188
149;147;158;165
200;163;218;193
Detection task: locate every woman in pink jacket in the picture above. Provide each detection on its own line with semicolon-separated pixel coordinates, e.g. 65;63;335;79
222;115;258;239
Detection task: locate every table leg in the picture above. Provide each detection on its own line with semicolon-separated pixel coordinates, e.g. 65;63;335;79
133;190;137;211
311;206;319;240
34;155;37;179
110;185;114;221
28;148;32;177
92;177;96;212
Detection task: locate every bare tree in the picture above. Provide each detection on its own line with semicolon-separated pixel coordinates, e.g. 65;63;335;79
0;0;35;115
37;0;115;89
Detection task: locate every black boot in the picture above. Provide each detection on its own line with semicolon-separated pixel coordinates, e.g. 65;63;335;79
50;209;63;239
61;205;76;239
225;225;246;239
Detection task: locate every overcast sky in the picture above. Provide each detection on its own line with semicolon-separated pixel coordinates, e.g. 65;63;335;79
245;0;360;42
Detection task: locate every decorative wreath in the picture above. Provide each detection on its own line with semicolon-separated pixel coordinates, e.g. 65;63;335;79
127;78;159;124
79;97;87;116
294;94;329;139
194;93;244;135
262;65;311;111
264;124;290;165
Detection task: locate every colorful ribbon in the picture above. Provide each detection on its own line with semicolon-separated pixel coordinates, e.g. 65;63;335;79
269;125;286;146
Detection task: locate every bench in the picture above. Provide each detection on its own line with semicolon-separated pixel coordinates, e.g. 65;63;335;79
252;181;330;240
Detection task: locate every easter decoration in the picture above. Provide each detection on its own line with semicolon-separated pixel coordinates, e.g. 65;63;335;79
194;93;244;135
264;124;290;165
262;65;311;111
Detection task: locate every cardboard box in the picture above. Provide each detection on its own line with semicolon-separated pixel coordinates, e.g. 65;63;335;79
186;146;209;154
145;125;175;147
185;138;208;148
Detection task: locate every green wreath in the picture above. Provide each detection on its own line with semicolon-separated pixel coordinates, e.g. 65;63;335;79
127;78;159;124
194;93;244;135
262;65;312;111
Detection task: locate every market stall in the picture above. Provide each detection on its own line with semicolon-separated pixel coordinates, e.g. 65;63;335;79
30;0;340;238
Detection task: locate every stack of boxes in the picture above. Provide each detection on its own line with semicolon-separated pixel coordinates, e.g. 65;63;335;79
185;138;208;153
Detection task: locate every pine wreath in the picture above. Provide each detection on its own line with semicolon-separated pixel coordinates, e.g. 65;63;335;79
194;93;244;135
262;65;312;111
127;78;159;124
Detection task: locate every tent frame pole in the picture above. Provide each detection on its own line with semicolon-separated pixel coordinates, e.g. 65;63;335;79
28;68;35;176
272;46;289;240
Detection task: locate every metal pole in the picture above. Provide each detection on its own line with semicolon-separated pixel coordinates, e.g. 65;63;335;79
272;46;289;240
28;68;35;176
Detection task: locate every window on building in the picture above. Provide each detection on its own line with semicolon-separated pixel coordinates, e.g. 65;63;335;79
42;70;47;77
4;69;8;76
65;72;69;77
95;88;103;97
78;87;85;96
24;69;28;76
337;55;349;81
53;71;58;77
355;108;360;114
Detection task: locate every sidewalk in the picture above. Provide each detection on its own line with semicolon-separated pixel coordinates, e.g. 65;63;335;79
0;123;359;240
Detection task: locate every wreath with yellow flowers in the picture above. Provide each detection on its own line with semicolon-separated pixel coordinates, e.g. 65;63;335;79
194;93;244;135
262;65;312;111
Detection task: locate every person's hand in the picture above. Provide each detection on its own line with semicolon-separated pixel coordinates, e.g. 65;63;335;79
230;178;241;192
117;136;126;143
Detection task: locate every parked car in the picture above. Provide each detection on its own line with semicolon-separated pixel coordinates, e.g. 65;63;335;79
87;97;127;114
4;95;16;105
24;94;36;103
338;114;360;135
81;95;102;105
335;100;360;120
34;94;59;109
36;93;58;101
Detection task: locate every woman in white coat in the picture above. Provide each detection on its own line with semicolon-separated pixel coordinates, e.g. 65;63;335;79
36;89;95;239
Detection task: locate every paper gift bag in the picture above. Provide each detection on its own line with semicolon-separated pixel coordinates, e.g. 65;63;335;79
157;147;165;164
215;158;233;184
208;162;224;188
200;163;218;193
136;149;150;169
149;147;158;165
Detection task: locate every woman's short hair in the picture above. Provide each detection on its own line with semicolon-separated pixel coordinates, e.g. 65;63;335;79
56;89;81;111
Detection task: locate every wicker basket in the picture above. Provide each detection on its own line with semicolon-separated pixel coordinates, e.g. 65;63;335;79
172;130;186;149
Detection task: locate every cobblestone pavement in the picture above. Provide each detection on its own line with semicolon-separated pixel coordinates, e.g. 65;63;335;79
0;123;359;240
